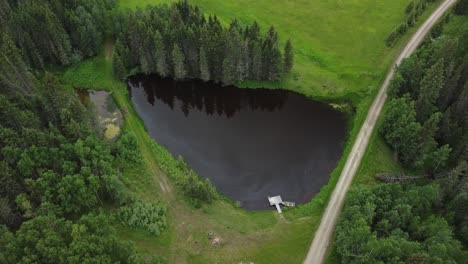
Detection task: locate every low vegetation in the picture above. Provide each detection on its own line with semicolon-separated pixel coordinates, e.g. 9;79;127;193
119;199;167;236
386;0;439;46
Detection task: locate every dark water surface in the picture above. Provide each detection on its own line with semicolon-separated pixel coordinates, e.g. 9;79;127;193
128;75;347;210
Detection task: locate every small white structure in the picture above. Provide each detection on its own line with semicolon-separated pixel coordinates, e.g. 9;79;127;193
268;195;283;214
282;201;296;207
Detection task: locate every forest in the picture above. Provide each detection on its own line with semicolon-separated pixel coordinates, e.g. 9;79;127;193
0;0;292;86
335;5;468;263
0;0;291;262
112;2;293;84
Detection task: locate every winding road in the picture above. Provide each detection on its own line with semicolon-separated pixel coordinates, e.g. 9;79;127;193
303;0;458;263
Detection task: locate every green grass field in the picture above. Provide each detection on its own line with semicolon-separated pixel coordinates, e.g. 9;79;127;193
57;0;444;262
121;0;415;100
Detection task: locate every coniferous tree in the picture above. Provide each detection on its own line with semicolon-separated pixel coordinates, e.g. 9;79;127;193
381;95;422;167
112;52;126;80
222;56;236;85
199;46;210;81
262;26;282;80
251;43;263;80
154;31;169;77
415;59;445;122
0;34;35;93
108;2;292;83
284;39;294;74
172;43;186;80
79;19;101;57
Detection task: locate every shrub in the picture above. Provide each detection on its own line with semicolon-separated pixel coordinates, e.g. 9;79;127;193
176;157;217;208
386;0;435;47
118;200;167;236
149;142;217;208
115;131;142;164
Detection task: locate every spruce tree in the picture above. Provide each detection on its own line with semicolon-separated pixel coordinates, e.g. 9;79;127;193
172;43;186;80
112;52;126;80
0;34;35;93
222;56;236;85
154;31;168;77
199;46;210;81
262;26;282;80
283;39;294;74
251;42;263;80
415;59;445;122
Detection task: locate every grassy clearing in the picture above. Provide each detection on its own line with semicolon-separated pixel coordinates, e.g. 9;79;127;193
57;1;443;262
59;52;320;263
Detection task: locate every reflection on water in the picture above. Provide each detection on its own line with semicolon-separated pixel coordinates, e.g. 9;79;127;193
128;76;288;118
128;75;347;210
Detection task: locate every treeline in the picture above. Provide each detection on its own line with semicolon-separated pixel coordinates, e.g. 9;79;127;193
386;0;438;47
113;1;293;84
0;0;294;85
0;0;117;67
382;17;467;172
335;11;468;263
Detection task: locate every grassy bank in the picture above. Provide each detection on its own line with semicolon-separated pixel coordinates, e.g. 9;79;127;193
57;0;443;262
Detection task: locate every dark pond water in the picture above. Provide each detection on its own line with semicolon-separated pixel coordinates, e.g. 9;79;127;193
127;75;347;210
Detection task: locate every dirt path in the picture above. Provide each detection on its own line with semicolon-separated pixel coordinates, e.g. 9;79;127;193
303;0;457;263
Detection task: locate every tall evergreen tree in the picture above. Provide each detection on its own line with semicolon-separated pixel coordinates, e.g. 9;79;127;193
262;26;282;80
0;34;35;94
199;46;210;81
154;31;169;77
415;59;445;122
251;43;263;80
381;95;422;167
283;39;294;74
112;52;126;80
172;43;186;80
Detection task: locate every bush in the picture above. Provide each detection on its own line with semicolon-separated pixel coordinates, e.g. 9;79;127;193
118;200;167;236
386;0;436;47
149;142;217;208
454;0;468;15
176;157;217;208
115;131;142;164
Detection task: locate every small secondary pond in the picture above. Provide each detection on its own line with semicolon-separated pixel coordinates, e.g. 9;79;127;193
128;75;347;210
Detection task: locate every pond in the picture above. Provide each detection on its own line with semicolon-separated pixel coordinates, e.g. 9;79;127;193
77;90;123;141
128;75;347;210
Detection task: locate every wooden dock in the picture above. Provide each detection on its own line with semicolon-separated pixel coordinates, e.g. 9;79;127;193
268;196;296;213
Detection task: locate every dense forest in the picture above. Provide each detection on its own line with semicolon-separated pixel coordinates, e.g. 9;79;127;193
335;6;468;263
0;69;156;262
113;1;293;84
